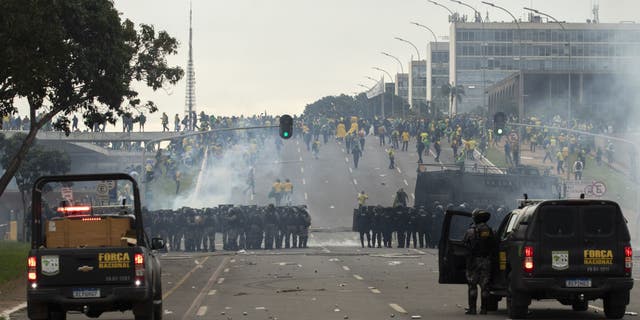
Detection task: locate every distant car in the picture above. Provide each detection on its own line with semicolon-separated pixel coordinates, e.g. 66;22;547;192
27;174;165;320
439;199;634;319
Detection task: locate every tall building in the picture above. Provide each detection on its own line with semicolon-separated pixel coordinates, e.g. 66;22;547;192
427;42;449;116
450;20;640;114
395;73;409;105
184;3;197;130
408;60;427;115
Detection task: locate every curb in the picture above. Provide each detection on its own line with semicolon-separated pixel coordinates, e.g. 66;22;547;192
1;302;27;319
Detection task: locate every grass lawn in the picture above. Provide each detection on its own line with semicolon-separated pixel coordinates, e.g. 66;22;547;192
582;157;639;211
484;146;508;169
0;241;29;286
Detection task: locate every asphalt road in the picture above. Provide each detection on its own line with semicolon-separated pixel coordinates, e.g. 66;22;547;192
10;239;639;320
8;133;639;319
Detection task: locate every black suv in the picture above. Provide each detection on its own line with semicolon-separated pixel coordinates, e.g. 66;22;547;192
439;199;634;319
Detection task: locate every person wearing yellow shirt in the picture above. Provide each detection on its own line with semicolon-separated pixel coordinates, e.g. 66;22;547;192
357;190;368;208
401;131;410;151
283;179;293;205
388;147;395;169
270;179;283;206
556;151;565;175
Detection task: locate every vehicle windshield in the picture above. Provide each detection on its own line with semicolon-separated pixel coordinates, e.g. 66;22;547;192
40;179;136;219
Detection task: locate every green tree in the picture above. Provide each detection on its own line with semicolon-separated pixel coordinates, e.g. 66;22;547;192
441;83;466;113
0;0;184;196
0;133;71;240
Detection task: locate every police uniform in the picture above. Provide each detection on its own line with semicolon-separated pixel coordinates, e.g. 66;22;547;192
463;210;496;315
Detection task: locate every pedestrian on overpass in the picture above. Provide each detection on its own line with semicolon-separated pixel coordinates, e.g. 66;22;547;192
161;112;169;132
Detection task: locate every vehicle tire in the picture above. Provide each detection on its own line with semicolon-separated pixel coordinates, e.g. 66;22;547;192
604;298;626;319
572;300;588;312
27;302;48;320
486;295;500;312
153;284;163;320
134;300;155;320
48;310;67;320
507;276;529;319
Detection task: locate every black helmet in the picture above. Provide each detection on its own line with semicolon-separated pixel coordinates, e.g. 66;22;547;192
472;209;491;223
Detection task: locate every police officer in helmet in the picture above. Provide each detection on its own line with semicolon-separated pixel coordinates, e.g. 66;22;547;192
463;209;496;315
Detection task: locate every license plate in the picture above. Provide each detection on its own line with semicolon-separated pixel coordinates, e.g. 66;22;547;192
72;288;100;298
565;279;592;288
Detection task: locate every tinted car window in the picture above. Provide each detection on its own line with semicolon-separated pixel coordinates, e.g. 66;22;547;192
540;206;576;237
582;205;616;236
449;214;471;241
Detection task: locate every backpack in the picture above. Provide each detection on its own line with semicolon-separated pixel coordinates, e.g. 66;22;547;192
469;223;495;257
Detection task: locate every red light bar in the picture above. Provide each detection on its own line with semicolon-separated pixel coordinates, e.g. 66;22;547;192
56;206;91;214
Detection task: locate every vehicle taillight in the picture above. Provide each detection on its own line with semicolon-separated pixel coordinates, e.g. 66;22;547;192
523;246;534;274
27;256;37;287
625;246;633;274
134;253;144;286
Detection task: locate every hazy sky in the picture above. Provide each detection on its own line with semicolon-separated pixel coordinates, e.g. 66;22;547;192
29;1;640;122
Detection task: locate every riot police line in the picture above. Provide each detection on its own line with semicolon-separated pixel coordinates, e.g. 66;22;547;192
143;204;311;251
352;203;509;249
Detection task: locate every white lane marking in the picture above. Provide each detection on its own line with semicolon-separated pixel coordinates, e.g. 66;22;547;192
403;179;409;186
297;148;301;153
302;178;306;185
299;156;303;161
353;274;364;280
296;141;299;145
389;303;408;314
369;287;381;294
208;290;217;296
224;268;229;273
411;249;426;254
196;306;208;316
589;305;604;312
250;193;254;201
304;192;308;200
345;157;349;163
217;277;225;284
342;148;345;152
411;193;415;199
397;167;402;173
301;167;304;173
353;179;358;185
342;266;350;271
349;167;353;173
230;259;236;263
0;302;27;318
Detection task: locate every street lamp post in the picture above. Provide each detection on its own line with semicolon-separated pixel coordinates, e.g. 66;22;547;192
382;52;405;119
411;22;439;118
427;0;455;20
394;37;423;118
373;67;397;119
381;52;404;74
394;37;421;61
524;7;572;127
482;1;523;118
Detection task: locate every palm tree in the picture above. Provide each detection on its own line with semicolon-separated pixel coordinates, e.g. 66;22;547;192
441;83;465;114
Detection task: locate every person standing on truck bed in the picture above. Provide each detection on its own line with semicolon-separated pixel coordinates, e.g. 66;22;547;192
463;210;496;315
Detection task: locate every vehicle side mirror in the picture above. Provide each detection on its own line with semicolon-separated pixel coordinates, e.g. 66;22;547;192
151;238;165;250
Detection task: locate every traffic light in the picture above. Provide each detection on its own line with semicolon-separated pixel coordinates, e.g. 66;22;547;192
279;114;293;139
493;112;506;136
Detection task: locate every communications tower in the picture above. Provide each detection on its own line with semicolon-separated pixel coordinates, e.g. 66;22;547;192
184;2;196;131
